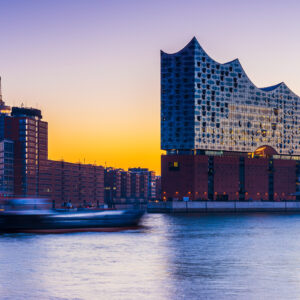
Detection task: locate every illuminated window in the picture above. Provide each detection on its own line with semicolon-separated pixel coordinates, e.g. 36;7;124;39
168;161;180;171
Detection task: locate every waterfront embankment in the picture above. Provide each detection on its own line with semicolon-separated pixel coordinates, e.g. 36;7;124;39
147;201;300;213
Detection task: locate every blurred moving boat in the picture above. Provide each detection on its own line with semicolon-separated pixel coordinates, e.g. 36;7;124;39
0;198;145;233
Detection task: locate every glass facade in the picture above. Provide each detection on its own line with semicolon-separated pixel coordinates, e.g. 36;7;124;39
161;37;300;155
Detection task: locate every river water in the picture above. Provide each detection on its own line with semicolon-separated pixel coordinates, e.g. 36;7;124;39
1;213;300;299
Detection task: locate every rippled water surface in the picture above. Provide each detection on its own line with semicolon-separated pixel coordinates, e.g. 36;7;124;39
1;213;300;299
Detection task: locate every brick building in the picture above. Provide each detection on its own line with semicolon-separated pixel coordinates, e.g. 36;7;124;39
162;152;298;201
46;160;104;208
0;104;48;197
104;168;158;204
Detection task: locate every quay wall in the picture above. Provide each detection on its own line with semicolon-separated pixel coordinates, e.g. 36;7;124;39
115;203;147;210
147;201;300;213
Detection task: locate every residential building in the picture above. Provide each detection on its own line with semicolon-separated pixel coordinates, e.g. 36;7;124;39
0;140;14;196
47;160;104;208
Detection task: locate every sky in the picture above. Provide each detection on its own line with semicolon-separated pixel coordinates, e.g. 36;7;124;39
0;0;300;174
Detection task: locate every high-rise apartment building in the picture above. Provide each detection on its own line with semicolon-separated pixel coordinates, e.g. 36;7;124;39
7;107;48;196
0;78;48;197
0;140;14;196
6;107;48;196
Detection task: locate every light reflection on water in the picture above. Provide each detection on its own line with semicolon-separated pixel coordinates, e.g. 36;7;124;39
1;213;300;299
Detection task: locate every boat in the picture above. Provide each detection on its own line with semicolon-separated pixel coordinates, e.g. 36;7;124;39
0;198;145;233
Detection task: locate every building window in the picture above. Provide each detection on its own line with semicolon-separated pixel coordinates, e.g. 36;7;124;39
168;161;180;171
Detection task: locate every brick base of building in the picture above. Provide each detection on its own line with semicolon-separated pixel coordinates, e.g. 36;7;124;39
162;154;298;201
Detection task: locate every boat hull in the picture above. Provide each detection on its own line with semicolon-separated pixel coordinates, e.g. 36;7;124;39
0;210;145;233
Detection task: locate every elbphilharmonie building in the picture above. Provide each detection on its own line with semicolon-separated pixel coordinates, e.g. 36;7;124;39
161;38;300;201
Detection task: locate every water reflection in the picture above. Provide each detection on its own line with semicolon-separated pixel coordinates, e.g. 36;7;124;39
164;214;300;299
1;214;300;299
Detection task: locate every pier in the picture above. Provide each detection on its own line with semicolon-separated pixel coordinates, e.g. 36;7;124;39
147;201;300;213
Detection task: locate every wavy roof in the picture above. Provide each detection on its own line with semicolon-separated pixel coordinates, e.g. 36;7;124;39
162;37;297;96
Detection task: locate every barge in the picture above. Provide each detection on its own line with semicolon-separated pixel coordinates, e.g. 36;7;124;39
0;199;144;233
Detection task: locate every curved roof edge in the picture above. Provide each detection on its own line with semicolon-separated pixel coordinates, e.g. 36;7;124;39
161;37;298;96
260;82;284;92
160;37;198;56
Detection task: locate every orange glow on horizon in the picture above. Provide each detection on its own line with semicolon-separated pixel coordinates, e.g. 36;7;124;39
46;96;163;174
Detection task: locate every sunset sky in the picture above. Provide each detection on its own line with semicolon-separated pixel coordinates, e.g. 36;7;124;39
0;0;300;174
